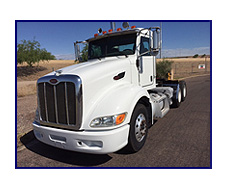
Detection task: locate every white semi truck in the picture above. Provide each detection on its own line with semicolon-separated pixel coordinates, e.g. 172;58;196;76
33;22;187;154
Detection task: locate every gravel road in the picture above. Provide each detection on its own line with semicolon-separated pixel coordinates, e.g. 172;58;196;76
16;75;211;168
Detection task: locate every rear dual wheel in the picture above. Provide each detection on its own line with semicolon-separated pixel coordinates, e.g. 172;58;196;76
172;81;187;108
180;81;187;102
172;87;182;108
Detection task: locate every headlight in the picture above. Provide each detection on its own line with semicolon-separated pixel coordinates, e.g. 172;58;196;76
90;113;127;127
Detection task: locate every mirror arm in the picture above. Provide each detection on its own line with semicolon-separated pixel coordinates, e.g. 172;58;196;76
137;50;151;58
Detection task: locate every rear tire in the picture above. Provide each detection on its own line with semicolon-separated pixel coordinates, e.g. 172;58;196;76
172;87;182;108
126;104;148;153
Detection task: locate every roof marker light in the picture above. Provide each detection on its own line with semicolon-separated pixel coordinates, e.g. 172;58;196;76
131;25;136;29
117;28;122;31
103;31;107;34
94;33;99;37
108;29;113;33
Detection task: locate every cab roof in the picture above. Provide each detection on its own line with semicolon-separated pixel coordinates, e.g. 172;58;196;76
86;28;143;42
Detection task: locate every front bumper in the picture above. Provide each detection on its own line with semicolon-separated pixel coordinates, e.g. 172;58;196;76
33;121;130;154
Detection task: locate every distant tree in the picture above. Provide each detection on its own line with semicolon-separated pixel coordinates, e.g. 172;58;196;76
156;59;173;79
201;54;206;58
17;39;56;66
193;54;199;58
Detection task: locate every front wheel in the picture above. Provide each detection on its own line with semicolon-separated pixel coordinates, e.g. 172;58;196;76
126;104;148;153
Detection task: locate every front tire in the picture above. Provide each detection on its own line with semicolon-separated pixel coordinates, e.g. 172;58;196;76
126;104;148;153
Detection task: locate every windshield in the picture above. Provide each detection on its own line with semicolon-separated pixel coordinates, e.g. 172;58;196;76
88;33;137;59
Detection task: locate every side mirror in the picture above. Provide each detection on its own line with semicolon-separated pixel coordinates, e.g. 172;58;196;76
150;28;161;56
74;42;82;61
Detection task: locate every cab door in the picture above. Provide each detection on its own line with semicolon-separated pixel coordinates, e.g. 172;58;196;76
139;36;155;89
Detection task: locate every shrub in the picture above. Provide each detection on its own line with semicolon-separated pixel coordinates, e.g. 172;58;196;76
201;54;206;58
193;54;199;58
156;59;173;79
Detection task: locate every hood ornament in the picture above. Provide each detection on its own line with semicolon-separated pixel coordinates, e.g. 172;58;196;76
55;70;62;76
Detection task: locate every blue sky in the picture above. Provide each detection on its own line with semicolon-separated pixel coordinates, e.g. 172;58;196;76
17;21;211;59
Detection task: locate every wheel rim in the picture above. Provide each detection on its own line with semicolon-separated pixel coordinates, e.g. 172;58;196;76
183;86;186;98
178;89;182;103
135;113;147;142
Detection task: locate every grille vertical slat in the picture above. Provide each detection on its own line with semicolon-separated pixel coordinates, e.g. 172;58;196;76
64;82;70;125
38;83;46;122
37;75;82;130
67;82;76;125
46;83;56;123
44;83;49;122
56;83;67;124
53;85;59;124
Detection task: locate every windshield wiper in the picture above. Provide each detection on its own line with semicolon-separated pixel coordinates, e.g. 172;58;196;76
119;51;128;58
106;52;128;58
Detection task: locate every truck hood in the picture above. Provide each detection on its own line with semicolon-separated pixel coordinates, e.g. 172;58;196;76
46;57;133;129
46;57;132;84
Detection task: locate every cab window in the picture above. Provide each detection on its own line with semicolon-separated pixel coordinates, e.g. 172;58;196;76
140;37;150;56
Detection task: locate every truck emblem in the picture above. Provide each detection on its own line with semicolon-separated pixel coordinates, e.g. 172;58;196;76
49;78;58;84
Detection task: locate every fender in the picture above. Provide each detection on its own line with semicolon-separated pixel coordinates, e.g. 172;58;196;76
81;83;150;130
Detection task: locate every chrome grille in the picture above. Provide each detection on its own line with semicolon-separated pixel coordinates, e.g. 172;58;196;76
37;75;82;130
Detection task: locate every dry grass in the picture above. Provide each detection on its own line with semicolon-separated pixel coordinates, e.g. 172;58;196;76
17;60;76;67
17;81;36;97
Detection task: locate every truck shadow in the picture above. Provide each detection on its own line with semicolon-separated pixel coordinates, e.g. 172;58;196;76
20;131;112;167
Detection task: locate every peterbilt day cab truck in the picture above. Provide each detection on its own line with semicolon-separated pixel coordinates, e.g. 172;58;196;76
33;23;187;154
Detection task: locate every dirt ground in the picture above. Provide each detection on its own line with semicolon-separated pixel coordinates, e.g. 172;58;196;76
17;94;37;148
